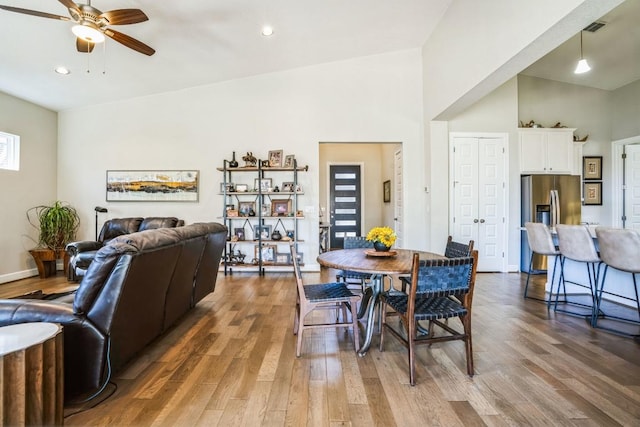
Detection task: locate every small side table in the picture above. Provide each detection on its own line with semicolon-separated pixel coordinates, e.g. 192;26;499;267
0;323;64;426
28;249;69;279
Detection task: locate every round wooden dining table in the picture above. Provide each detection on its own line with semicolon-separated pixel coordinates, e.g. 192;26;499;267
317;248;446;356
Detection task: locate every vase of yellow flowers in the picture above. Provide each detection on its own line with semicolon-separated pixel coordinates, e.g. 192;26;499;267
366;226;397;252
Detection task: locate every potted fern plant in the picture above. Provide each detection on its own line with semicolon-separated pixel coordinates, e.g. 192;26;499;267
27;201;80;278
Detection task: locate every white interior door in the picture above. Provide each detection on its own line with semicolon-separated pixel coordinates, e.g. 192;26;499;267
451;134;507;272
625;144;640;230
394;149;403;248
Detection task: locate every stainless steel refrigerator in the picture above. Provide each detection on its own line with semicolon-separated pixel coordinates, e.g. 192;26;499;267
520;175;581;273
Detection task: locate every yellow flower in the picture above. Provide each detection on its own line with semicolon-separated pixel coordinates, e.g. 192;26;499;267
366;226;397;247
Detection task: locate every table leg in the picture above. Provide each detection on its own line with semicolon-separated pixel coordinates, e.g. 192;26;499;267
357;273;383;357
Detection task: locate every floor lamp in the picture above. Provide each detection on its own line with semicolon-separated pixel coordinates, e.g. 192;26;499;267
94;206;108;240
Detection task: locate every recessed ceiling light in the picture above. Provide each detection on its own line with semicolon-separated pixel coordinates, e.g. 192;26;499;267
261;26;274;37
54;66;71;75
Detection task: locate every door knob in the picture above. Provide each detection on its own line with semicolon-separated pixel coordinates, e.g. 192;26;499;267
480;219;485;223
473;219;479;223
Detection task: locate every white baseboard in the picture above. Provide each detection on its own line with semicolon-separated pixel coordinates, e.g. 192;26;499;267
0;268;39;285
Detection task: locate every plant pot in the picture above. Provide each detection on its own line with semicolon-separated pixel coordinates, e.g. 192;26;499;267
373;241;391;252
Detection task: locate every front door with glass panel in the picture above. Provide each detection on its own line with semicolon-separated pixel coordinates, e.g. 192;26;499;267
329;165;362;249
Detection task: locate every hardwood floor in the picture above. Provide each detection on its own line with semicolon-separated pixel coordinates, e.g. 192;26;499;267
3;269;640;426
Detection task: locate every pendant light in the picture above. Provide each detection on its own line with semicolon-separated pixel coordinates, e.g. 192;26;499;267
574;31;591;74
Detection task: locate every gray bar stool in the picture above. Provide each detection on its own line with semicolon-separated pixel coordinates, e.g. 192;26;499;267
555;224;602;318
593;227;640;336
523;222;561;305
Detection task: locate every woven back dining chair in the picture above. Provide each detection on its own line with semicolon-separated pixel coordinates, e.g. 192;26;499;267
335;236;373;288
290;242;361;357
380;251;478;385
400;236;474;292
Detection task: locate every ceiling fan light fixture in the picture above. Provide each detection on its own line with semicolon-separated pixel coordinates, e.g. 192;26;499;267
261;25;274;36
72;24;105;43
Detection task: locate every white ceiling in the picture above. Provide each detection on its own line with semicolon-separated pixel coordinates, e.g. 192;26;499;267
2;1;636;113
0;0;452;111
521;0;640;91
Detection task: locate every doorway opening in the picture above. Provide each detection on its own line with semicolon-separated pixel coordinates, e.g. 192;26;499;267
319;142;402;250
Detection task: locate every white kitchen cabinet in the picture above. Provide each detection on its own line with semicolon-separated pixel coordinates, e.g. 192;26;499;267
519;128;577;175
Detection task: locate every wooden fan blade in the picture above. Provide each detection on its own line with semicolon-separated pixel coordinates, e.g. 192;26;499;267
76;37;95;53
0;5;70;21
57;0;80;14
99;9;148;25
104;29;155;56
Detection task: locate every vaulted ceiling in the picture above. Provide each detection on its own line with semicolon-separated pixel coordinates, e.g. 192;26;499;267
1;1;635;114
0;0;452;111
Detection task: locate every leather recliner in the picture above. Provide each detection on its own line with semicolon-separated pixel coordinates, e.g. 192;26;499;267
0;222;227;403
66;217;184;281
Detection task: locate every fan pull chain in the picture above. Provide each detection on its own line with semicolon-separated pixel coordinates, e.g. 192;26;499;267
86;46;91;74
102;41;107;75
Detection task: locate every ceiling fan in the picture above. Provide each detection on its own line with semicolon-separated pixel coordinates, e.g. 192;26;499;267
0;0;155;56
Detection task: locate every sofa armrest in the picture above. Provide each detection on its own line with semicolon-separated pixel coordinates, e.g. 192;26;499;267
66;240;103;255
0;299;81;326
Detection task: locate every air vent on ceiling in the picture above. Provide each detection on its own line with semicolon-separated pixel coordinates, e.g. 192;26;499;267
583;21;606;32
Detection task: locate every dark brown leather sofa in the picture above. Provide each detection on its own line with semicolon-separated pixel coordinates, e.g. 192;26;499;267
0;222;227;402
66;217;184;281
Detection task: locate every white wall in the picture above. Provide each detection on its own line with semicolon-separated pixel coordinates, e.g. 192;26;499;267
57;50;425;270
518;75;613;225
611;79;640;141
0;92;57;282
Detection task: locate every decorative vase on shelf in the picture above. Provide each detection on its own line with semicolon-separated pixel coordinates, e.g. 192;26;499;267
271;230;282;241
228;152;238;168
373;241;391;252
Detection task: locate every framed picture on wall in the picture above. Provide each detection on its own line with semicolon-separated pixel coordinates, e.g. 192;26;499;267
583;156;602;180
583;182;602;205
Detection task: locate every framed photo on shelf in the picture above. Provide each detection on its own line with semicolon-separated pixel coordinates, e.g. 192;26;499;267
281;181;294;192
268;150;283;167
238;201;255;216
234;227;245;241
255;244;277;263
253;224;272;240
235;183;248;192
583;156;602;180
272;199;292;216
254;178;272;192
275;253;290;264
283;155;295;168
583;182;602;205
220;182;235;193
261;204;271;216
383;180;391;203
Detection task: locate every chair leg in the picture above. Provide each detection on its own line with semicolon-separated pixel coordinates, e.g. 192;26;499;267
350;300;360;352
379;302;387;351
524;252;534;299
408;319;416;386
462;314;474;376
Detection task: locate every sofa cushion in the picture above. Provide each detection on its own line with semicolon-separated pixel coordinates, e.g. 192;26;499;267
99;217;144;243
139;216;180;231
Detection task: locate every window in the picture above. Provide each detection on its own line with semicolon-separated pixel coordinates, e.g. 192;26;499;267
0;131;20;171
